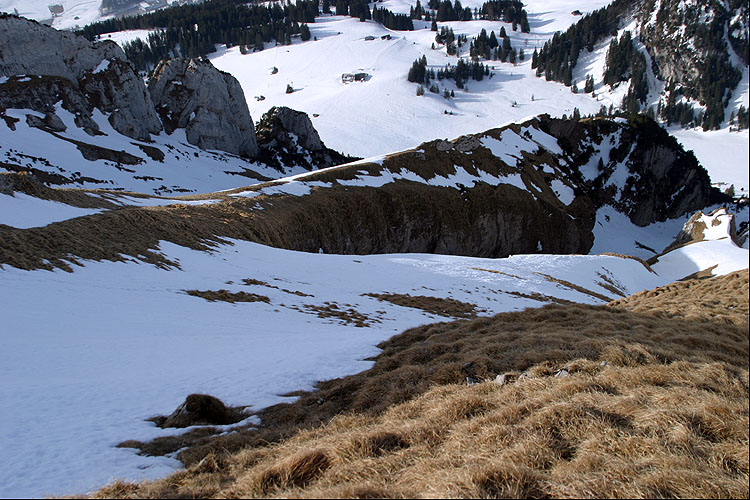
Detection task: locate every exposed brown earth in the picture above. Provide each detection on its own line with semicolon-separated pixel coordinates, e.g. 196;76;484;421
363;292;480;318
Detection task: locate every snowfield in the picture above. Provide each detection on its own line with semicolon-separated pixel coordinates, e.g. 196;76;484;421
2;235;743;498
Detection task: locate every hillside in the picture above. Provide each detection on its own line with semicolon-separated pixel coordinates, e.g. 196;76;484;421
93;269;749;498
0;0;748;497
1;112;747;497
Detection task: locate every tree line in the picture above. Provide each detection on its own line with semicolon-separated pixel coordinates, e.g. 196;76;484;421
79;0;318;71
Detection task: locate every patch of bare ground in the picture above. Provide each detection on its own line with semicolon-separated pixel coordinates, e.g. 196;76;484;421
94;271;749;499
287;302;378;327
242;278;313;297
363;292;479;318
0;167;594;272
0;171;119;209
537;272;615;302
185;289;270;304
503;290;576;305
598;252;656;273
470;267;525;279
596;271;628;298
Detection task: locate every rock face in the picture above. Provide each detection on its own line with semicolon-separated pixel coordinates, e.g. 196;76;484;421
537;115;723;226
147;57;258;157
257;106;323;151
255;106;354;171
0;14;162;141
638;0;748;104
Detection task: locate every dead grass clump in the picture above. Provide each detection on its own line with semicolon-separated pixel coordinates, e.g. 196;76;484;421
472;465;549;499
149;393;246;428
300;302;377;327
610;269;749;325
242;278;314;298
255;449;332;494
537;272;614;302
185;289;270;304
597;252;655;273
347;431;410;458
504;290;576;305
364;292;479;318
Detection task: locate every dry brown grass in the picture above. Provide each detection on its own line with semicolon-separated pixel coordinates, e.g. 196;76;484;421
90;270;749;499
297;302;378;328
363;292;479;318
537;272;615;302
185;289;270;304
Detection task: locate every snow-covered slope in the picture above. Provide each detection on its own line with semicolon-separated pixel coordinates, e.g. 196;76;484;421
0;0;178;30
0;238;677;498
204;10;748;192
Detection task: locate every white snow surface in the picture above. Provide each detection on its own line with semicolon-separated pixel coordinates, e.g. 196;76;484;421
590;205;692;259
0;106;312;195
0;0;178;30
210;13;624;160
3;235;725;499
0;192;103;228
670;127;750;194
651;238;748;283
1;2;746;198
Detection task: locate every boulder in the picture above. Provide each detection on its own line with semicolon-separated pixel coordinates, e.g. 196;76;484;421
153;393;244;428
256;106;323;152
147;57;258;157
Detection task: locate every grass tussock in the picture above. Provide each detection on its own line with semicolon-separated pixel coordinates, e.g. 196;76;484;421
92;271;749;499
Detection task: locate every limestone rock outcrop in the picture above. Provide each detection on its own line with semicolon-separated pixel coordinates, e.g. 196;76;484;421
256;106;323;152
147;57;258;158
255;106;354;171
0;14;162;141
536;115;723;226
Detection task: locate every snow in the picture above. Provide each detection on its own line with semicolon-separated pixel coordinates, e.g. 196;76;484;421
0;106;313;195
651;238;748;282
1;2;745;200
97;29;161;48
0;0;748;496
550;179;575;205
0;1;176;30
92;59;110;74
669;127;750;194
1;238;675;499
210;13;625;159
0;192;103;228
481;131;534;167
590;205;694;258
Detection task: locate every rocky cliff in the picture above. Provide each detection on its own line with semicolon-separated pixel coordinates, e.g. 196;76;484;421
637;0;747;108
147;57;259;158
255;106;353;171
0;14;162;141
0;15;350;179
